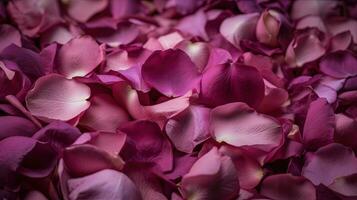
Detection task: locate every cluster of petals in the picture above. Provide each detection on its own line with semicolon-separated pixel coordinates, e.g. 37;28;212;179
0;0;357;199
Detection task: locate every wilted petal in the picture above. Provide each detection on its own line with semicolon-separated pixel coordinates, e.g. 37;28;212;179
165;105;210;153
320;51;357;78
181;147;239;200
0;24;21;52
79;93;129;132
0;116;38;140
56;36;104;78
142;49;200;97
260;174;316;200
67;169;142;200
119;120;173;172
211;102;282;150
65;0;108;23
302;143;357;185
302;98;335;150
219;13;259;48
26;74;91;121
200;63;265;108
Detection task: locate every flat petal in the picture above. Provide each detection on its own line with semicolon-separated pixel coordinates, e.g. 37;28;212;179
176;10;208;40
200;63;265;108
260;174;316;200
0;24;21;52
56;36;104;78
320;51;357;78
165;105;210;153
302;143;357;185
302;98;335;150
0;116;38;140
26;74;91;121
211;102;282;150
291;0;339;20
142;49;200;97
67;169;142;200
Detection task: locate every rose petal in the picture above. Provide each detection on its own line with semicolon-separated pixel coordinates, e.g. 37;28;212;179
260;174;316;200
66;0;108;23
291;0;339;20
67;169;142;200
142;49;200;97
328;173;357;197
219;13;259;48
56;36;104;78
200;63;265;108
211;102;282;150
165;105;210;153
302;143;357;185
0;116;38;140
0;24;21;52
302;98;335;150
26;74;91;121
320;51;357;78
334;114;357;151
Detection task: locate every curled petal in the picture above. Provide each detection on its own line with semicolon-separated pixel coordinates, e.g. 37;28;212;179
256;9;281;46
260;174;316;200
142;49;200;97
211;102;282;150
56;36;104;78
26;74;91;121
219;13;259;48
302;143;357;185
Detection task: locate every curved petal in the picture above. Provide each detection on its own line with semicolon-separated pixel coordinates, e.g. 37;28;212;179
302;98;335;150
320;51;357;78
66;0;108;23
0;24;21;52
200;63;265;108
328;173;357;197
219;13;259;48
79;93;129;132
142;49;200;97
335;114;357;151
181;147;239;200
291;0;339;20
0;116;38;140
165;105;210;153
260;174;316;200
211;102;282;150
26;74;91;121
56;36;104;78
256;9;280;46
302;143;357;185
67;169;142;200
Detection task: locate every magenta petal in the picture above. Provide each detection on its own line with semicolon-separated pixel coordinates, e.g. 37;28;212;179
119;120;173;172
24;191;48;200
142;49;200;97
328;173;357;197
335;114;357;151
67;169;142;200
302;98;335;150
291;0;339;20
181;147;239;200
320;51;357;78
211;102;282;150
26;74;91;121
165;105;210;153
200;63;265;108
0;24;21;52
56;36;104;78
302;143;357;185
219;13;259;48
63;144;124;177
256;9;281;46
79;93;129;132
260;174;316;200
176;10;208;40
0;116;38;140
66;0;108;23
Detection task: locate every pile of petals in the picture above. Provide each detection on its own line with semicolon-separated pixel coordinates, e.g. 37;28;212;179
1;0;357;199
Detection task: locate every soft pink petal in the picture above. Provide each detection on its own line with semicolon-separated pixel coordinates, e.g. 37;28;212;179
0;24;21;52
66;0;108;23
320;51;357;78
